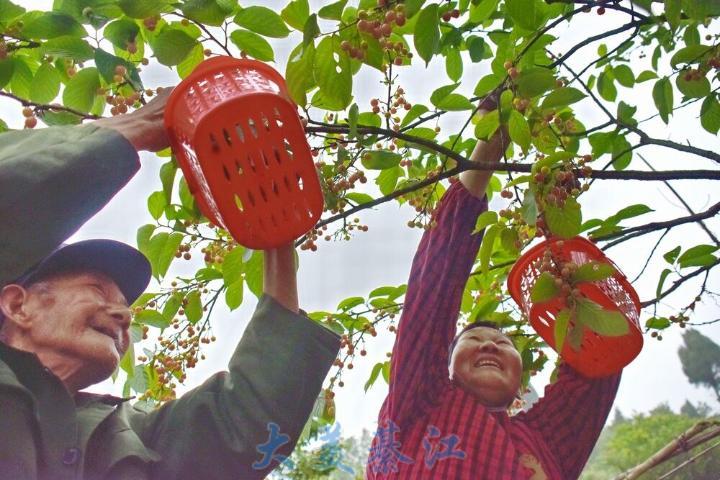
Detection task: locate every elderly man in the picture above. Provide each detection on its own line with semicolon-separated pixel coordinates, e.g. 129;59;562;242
0;91;340;479
367;104;620;479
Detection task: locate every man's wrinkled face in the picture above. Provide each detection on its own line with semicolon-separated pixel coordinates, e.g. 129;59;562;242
449;326;523;408
20;271;131;383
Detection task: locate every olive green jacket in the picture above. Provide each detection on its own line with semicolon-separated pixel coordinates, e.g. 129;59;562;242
0;126;341;479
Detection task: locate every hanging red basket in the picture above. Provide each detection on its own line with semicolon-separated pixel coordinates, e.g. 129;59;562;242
507;236;643;378
164;56;323;249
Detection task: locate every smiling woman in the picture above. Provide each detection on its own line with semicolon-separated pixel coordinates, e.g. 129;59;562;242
448;325;524;409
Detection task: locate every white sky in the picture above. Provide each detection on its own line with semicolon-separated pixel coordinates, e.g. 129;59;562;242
6;0;720;439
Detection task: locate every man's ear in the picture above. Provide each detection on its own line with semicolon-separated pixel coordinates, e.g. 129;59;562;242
0;284;33;330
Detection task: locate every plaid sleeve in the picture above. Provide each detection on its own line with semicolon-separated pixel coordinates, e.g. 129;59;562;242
385;182;488;427
516;364;621;479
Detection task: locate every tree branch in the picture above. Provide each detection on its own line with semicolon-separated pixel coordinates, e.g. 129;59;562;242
0;90;100;120
640;257;720;308
550;19;646;69
596;200;720;245
307;124;720;181
638;153;720;245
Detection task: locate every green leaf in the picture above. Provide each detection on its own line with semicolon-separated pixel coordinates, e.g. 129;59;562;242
285;42;314;107
544;197;582;239
576;298;629;336
302;13;319;46
516;67;556;98
541;87;586;110
0;0;24;22
345;192;374;205
30;63;61;104
230;29;275;61
479;224;500;274
611;135;632;170
613;64;634;87
520;189;538;225
318;0;347;20
376;166;402;195
467;36;491;63
177;43;205;79
404;0;428;18
414;4;440;65
597;71;617;102
362;150;401;169
645;316;671;330
162;292;183;320
474;73;503;97
400;104;429;127
365;362;383;392
664;246;681;264
670;44;713;67
62;67;100;113
222;247;245;284
677;244;718;268
610;204;653;223
151;27;198;66
244;250;264;298
136;224;155;255
147;191;166;220
617;101;638;127
0;61;15;90
445;47;462;82
436;93;474;111
104;18;140;50
234;6;290;38
473;211;498;234
652;77;673;124
135;309;169;328
676;73;710;99
181;0;232;27
184;291;203;324
41;36;94;61
118;0;170;18
571;262;615;283
665;0;681;28
635;70;658;83
469;0;499;22
313;36;352;110
474;109;500;139
430;83;459;105
145;231;183;279
9;57;32;99
554;309;571;352
337;296;364;311
530;271;560;303
508;110;531;152
506;0;538;30
700;96;720;134
22;12;86;39
225;280;244;310
656;268;671;298
347;103;359;140
281;0;310;30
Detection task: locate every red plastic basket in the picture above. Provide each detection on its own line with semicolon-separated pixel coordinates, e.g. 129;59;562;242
164;56;323;249
507;236;643;377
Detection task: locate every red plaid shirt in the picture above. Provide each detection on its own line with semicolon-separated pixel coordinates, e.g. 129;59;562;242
367;182;621;479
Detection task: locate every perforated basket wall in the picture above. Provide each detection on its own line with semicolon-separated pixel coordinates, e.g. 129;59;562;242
507;237;643;377
165;57;323;249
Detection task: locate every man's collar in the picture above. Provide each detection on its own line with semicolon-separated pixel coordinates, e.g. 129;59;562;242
0;341;133;406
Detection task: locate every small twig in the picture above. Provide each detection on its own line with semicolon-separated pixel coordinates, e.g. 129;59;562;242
0;91;100;120
641;258;720;308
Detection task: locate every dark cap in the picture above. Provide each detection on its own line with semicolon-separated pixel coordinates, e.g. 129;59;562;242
0;240;151;324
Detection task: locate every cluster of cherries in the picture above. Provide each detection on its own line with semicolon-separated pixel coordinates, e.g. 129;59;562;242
349;1;411;65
